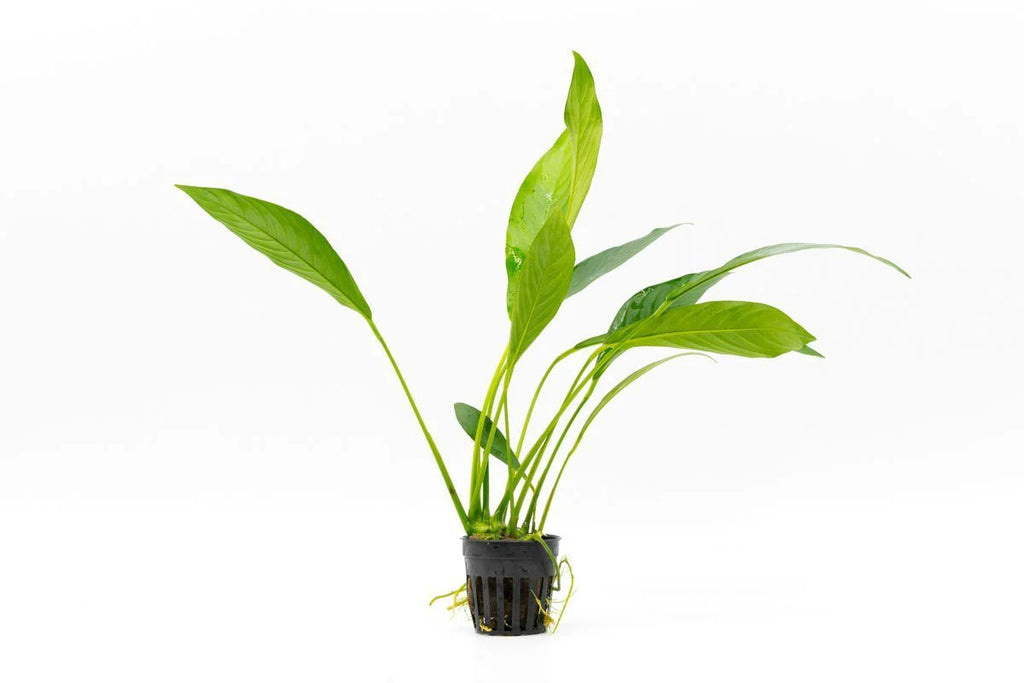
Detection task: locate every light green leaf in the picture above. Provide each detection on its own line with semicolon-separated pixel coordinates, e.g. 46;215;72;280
567;224;682;298
509;212;576;362
563;51;603;229
176;186;371;317
574;333;608;350
608;242;908;333
454;403;519;469
506;53;602;305
608;300;815;358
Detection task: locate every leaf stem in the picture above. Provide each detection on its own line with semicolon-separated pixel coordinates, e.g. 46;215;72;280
368;319;469;532
469;347;509;520
515;347;582;457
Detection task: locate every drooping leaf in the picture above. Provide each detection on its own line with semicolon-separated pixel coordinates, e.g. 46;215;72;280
509;212;576;362
176;186;371;317
567;224;682;298
506;53;602;306
453;403;519;469
607;300;815;358
608;242;908;333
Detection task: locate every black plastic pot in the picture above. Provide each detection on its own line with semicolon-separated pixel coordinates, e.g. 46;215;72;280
462;535;560;636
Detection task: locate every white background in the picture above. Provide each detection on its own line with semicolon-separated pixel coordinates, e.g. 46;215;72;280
2;1;1022;681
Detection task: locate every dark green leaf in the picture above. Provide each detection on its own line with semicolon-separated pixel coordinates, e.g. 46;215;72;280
506;53;602;305
567;224;682;298
608;300;814;358
176;186;371;317
609;271;728;332
608;242;908;333
453;403;519;469
509;211;576;362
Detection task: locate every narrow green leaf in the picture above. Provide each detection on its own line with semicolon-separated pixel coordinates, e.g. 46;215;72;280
574;333;608;350
796;344;825;358
509;212;576;362
608;242;908;333
176;186;371;317
567;224;682;298
506;53;602;305
608;300;815;358
454;403;520;469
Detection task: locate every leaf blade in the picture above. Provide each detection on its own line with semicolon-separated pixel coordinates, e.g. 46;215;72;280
567;224;681;298
609;271;728;331
176;186;371;317
608;242;908;333
563;51;603;228
608;300;815;359
509;211;576;362
506;53;602;305
453;403;519;469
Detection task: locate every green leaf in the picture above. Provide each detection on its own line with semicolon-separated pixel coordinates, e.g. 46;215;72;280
506;53;602;305
563;51;603;229
608;300;815;358
453;403;519;469
609;271;729;332
574;333;608;350
567;224;682;298
176;186;371;317
608;242;908;333
509;212;576;362
796;344;825;358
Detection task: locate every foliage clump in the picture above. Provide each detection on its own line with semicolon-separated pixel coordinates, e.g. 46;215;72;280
177;53;908;543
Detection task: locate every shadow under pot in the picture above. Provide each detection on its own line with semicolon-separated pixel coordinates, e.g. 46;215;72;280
461;535;560;636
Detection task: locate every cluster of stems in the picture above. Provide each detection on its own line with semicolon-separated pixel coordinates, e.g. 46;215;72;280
375;336;644;536
371;296;677;538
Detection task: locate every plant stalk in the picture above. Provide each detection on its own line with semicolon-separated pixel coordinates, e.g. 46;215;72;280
368;319;469;532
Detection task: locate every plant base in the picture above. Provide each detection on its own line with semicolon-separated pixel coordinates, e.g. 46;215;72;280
462;535;560;636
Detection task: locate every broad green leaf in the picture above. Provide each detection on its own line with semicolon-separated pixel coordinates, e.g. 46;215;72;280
509;212;576;362
453;403;519;469
607;300;814;358
506;53;602;305
563;51;603;228
567;224;682;298
177;186;371;317
608;242;908;333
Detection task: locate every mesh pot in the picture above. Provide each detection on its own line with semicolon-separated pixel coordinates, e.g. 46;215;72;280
462;535;560;636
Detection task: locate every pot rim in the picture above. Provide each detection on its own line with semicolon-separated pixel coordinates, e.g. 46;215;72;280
461;534;560;544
